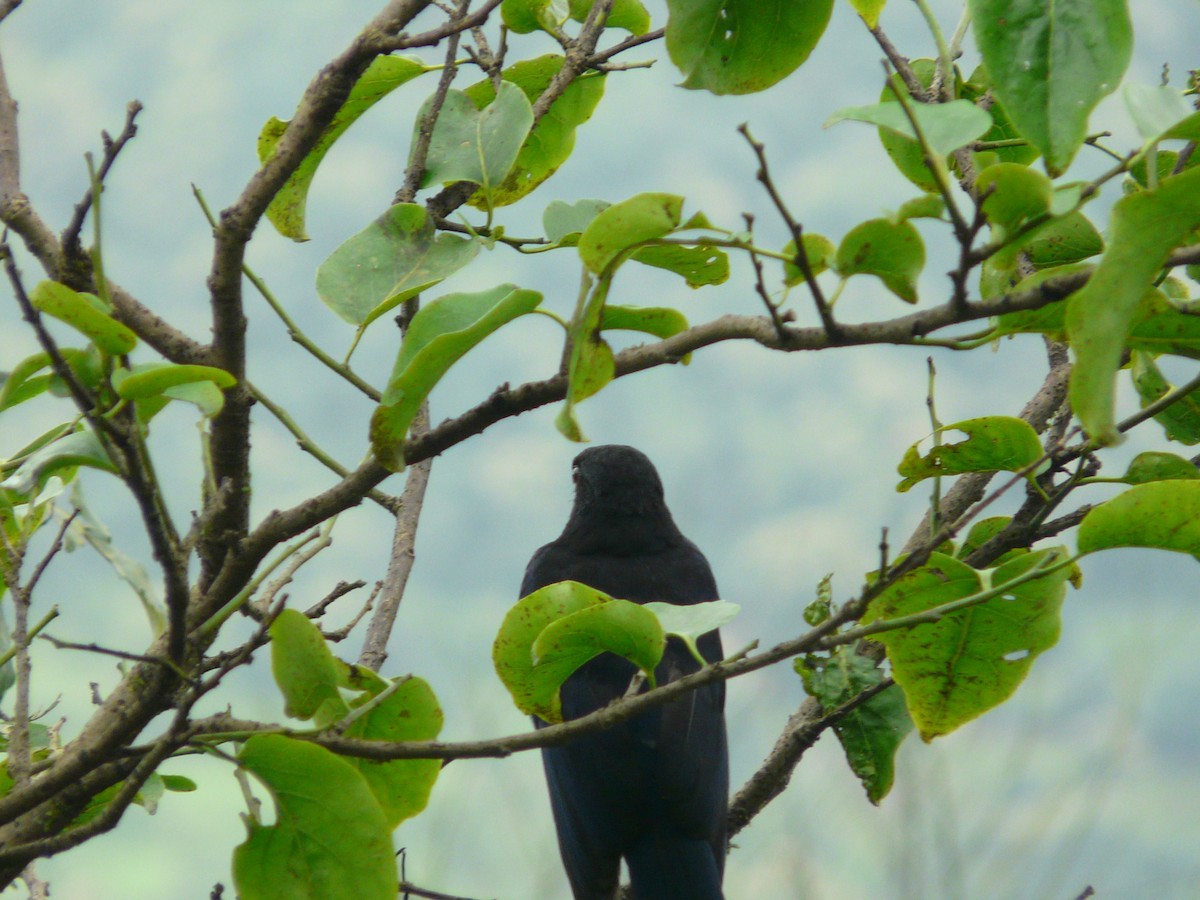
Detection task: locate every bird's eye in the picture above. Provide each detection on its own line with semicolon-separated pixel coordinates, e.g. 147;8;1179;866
571;463;580;482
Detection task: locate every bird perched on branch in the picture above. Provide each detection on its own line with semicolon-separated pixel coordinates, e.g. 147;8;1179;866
522;445;728;900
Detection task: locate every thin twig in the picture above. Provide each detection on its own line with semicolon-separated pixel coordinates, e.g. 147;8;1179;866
62;101;143;258
739;124;836;340
0;1;23;25
741;212;792;341
38;635;195;683
397;1;469;204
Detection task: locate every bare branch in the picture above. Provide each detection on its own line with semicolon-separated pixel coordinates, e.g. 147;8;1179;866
62;101;143;256
378;0;504;51
396;2;469;204
739;124;838;339
359;435;433;670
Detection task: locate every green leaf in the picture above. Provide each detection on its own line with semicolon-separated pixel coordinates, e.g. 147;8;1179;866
1066;165;1200;445
1123;83;1200;145
874;60;940;192
315;203;479;333
157;379;227;419
665;0;833;95
544;198;611;243
955;516;1022;564
1127;296;1200;360
0;352;58;412
578;192;684;274
896;416;1043;492
494;581;629;723
31;282;137;356
976;162;1052;233
532;598;664;685
847;0;886;28
601;305;690;350
835;218;925;303
0;429;116;494
259;56;431;241
1077;480;1200;558
1127;149;1200;193
642;600;739;666
1113;452;1199;485
795;649;912;804
342;675;443;828
989;264;1094;338
827;99;993;157
233;735;397;900
803;573;834;626
968;0;1131;175
962;66;1041;169
893;195;946;223
501;0;568;33
1023;211;1104;269
47;345;105;396
1131;352;1200;445
782;233;836;286
269;609;349;727
161;775;198;793
463;57;606;209
417;82;534;207
557;277;614;442
630;243;729;288
865;549;1070;740
568;0;651;33
112;363;235;400
371;285;542;470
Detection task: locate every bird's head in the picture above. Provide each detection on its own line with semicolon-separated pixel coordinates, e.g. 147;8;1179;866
570;444;667;519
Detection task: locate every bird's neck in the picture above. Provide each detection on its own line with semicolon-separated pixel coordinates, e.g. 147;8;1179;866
560;509;685;556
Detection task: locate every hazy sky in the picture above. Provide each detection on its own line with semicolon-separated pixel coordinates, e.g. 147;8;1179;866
2;1;1199;897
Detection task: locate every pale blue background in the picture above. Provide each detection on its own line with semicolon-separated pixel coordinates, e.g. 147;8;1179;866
1;1;1198;897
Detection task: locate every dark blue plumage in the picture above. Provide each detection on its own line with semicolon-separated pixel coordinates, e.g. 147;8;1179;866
522;445;728;900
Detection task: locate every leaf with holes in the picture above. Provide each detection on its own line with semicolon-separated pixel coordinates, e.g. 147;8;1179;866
666;0;834;95
896;416;1043;492
796;648;913;804
864;549;1070;740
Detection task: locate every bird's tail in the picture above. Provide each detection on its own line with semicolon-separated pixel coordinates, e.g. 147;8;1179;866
625;833;724;900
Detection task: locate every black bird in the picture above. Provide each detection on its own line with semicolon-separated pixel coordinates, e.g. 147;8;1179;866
521;445;728;900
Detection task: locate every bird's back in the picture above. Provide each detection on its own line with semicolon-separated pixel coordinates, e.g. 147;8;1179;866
523;536;728;900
